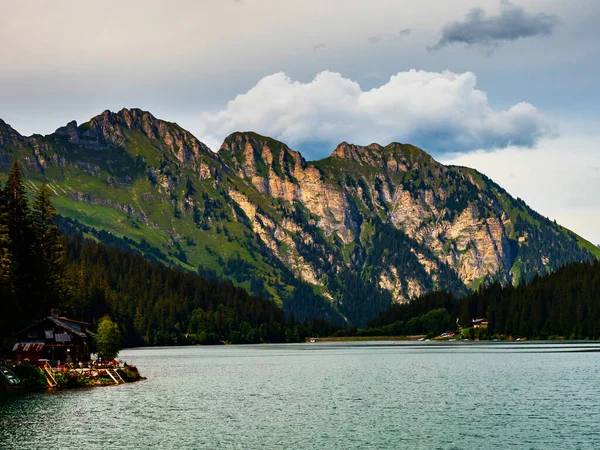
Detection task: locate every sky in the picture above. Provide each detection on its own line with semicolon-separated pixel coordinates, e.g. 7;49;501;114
1;0;599;244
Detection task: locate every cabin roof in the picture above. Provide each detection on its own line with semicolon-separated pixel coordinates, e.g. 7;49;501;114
57;317;91;326
12;342;45;352
16;316;95;339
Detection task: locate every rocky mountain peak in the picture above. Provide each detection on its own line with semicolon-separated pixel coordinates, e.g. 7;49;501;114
385;142;430;160
115;108;162;138
0;118;14;132
330;140;437;174
219;132;305;179
331;142;396;169
220;131;294;154
0;119;24;147
58;108;216;167
86;108;161;138
55;120;80;142
332;141;391;159
220;131;261;153
2;108;599;326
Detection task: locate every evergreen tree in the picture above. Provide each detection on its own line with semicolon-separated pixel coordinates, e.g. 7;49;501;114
31;182;66;313
0;185;13;290
0;184;15;341
3;160;36;323
367;259;600;340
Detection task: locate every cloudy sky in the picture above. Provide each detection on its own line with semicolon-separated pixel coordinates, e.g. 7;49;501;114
1;0;599;243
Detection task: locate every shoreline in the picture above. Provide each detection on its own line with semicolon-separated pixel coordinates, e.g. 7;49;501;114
117;338;600;349
0;361;145;392
310;337;600;344
315;335;425;342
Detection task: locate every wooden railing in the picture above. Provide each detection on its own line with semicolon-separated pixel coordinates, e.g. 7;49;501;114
43;362;58;387
105;368;125;385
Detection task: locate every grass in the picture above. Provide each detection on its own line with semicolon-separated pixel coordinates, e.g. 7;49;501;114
511;258;524;286
468;276;486;291
3;121;599;321
341;241;356;265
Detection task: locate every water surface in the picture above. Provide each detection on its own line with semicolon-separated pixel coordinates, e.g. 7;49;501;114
1;342;600;449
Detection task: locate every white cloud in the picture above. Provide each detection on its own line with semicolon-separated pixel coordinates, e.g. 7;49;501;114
198;70;552;158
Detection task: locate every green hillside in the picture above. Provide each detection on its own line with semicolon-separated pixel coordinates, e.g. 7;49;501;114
1;109;597;326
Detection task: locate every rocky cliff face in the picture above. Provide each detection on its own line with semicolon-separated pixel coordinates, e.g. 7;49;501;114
58;108;217;169
0;119;24;148
214;131;598;324
220;132;357;243
1;109;597;325
222;135;514;295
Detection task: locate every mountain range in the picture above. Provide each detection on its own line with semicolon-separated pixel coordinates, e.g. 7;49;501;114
1;108;598;326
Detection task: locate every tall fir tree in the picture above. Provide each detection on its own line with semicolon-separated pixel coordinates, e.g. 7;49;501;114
0;183;15;341
32;182;66;314
3;160;36;323
0;185;13;289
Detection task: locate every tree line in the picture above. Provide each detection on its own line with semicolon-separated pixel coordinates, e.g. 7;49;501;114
0;161;66;339
5;158;596;345
0;161;338;350
335;291;456;338
361;260;600;340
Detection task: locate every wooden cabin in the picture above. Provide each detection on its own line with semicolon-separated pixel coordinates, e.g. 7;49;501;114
13;314;95;365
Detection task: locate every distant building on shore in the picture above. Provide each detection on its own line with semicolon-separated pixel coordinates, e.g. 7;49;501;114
13;312;95;365
472;318;489;329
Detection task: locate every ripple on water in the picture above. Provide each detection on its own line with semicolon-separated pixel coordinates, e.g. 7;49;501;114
1;343;600;449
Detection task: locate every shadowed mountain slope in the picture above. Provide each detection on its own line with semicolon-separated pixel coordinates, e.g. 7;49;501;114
1;109;597;326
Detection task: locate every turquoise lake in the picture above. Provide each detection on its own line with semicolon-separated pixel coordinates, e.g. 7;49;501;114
1;342;600;449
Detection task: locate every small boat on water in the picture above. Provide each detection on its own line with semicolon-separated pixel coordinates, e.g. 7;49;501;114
0;366;20;386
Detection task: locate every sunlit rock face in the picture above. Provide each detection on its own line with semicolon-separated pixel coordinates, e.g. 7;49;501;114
1;110;596;325
219;132;589;308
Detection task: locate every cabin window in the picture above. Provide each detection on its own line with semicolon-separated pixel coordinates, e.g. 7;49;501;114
54;334;72;343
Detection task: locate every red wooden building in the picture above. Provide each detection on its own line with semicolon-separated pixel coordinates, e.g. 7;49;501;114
13;314;95;365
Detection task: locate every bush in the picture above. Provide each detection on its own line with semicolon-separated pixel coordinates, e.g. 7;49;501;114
53;371;91;387
12;364;47;388
95;316;123;360
118;363;141;382
53;371;68;385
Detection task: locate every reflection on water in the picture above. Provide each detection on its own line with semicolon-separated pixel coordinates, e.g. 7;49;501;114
1;342;600;449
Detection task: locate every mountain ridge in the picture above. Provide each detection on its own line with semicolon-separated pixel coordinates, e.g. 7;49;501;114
1;108;598;326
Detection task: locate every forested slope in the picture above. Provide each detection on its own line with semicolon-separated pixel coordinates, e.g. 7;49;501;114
0;162;336;350
365;260;600;339
1;108;598;326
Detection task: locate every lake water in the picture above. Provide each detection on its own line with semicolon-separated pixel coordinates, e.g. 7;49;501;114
1;342;600;449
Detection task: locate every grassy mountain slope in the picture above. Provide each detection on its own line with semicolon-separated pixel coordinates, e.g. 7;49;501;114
1;109;598;326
